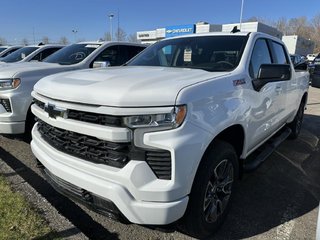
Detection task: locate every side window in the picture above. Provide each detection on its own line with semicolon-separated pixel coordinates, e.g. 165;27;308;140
39;48;61;61
271;41;289;64
126;46;145;60
92;46;119;66
31;48;61;61
249;39;272;78
2;49;18;57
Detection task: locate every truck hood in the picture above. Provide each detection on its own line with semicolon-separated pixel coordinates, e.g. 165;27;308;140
0;62;69;78
34;66;230;107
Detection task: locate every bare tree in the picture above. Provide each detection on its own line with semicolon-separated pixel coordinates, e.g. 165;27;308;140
115;28;127;41
273;17;288;35
0;37;7;45
312;14;320;53
42;36;50;44
287;17;311;38
103;32;112;41
21;38;29;46
127;33;139;43
59;36;69;45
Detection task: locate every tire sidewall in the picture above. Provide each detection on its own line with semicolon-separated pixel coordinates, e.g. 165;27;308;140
182;140;239;238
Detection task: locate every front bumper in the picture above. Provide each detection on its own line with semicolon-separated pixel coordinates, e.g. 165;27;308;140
0;88;32;134
31;125;189;225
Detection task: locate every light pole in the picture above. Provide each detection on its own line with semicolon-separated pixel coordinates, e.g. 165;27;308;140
72;29;78;43
108;13;114;41
239;0;244;31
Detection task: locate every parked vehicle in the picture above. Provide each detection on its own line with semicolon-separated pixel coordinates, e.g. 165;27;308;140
306;53;317;62
0;46;22;58
0;41;146;135
0;43;63;63
310;54;320;87
31;32;309;239
290;54;305;66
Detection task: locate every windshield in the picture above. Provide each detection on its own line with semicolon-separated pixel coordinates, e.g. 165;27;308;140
0;47;7;52
44;43;101;65
128;36;247;72
1;47;38;63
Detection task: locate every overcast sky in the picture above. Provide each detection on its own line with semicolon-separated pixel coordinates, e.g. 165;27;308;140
1;0;319;44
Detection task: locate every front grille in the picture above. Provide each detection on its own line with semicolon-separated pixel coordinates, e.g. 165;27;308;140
0;99;12;112
37;120;131;168
68;110;122;127
34;99;173;179
33;99;45;110
146;151;172;180
34;99;123;127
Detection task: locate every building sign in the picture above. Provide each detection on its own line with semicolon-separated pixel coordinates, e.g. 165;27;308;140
137;30;157;40
165;24;195;38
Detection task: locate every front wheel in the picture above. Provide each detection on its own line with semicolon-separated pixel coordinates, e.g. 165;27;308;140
180;140;239;239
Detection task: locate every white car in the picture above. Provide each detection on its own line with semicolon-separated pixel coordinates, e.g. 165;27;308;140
0;46;22;58
0;43;63;63
307;53;317;62
0;41;146;135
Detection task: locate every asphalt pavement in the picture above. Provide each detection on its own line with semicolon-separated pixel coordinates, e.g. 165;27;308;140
0;87;319;240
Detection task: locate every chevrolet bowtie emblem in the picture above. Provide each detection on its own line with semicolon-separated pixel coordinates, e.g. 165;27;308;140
44;103;66;119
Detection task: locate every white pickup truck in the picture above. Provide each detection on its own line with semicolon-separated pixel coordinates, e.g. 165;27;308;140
31;32;309;238
0;41;145;136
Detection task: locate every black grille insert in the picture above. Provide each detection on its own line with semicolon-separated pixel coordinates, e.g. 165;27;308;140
146;151;172;180
37;120;131;168
0;99;12;112
68;110;122;127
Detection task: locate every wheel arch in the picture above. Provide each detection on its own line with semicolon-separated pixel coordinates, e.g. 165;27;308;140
199;124;246;178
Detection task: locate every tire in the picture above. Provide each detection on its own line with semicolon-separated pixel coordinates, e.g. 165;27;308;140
288;101;305;139
179;140;239;239
23;108;35;142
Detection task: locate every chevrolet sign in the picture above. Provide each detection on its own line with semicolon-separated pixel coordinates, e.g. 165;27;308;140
165;24;195;38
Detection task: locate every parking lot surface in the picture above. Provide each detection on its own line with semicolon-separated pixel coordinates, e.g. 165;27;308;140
0;87;319;240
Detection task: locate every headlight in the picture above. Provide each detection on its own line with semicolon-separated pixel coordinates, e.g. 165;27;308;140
123;105;187;129
0;78;21;90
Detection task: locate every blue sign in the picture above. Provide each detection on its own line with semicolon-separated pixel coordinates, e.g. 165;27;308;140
165;24;195;38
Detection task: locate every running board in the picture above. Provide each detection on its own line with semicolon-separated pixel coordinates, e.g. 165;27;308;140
243;127;292;172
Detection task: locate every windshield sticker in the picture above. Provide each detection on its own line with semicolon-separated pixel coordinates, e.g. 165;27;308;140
183;48;192;62
85;44;100;48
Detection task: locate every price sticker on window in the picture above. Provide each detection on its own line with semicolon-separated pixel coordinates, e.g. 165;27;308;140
184;48;192;62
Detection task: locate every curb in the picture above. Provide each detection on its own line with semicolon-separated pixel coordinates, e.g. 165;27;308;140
0;158;88;240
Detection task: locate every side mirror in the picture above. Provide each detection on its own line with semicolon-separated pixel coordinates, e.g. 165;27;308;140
294;61;308;71
252;64;291;91
93;61;111;68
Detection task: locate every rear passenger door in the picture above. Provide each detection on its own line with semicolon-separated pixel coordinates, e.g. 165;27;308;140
247;38;287;151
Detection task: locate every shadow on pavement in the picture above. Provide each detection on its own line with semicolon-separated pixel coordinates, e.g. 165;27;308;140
213;113;320;239
0;114;319;240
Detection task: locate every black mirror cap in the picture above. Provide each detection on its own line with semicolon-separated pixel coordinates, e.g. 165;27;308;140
252;64;291;91
294;61;308;71
258;64;291;80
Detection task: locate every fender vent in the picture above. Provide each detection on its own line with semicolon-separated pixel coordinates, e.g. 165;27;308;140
0;99;12;112
146;151;172;180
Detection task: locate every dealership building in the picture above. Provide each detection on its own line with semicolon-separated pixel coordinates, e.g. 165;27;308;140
136;21;282;44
